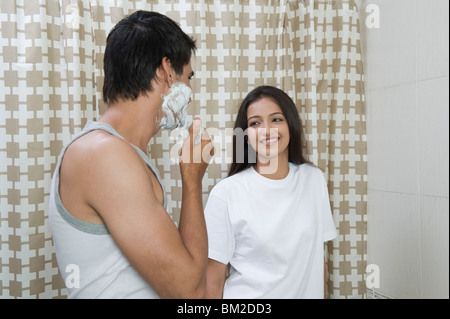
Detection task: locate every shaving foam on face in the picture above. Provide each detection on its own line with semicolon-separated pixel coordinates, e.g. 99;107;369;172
160;82;192;130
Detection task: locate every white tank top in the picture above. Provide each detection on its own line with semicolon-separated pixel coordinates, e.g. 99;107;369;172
48;121;167;298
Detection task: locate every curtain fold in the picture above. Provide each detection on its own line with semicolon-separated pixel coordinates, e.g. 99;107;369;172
308;0;368;298
0;0;367;298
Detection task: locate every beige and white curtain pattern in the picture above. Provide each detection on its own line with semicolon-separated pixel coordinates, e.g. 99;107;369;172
0;0;367;298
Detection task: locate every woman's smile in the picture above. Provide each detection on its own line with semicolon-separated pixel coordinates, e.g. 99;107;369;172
260;136;280;146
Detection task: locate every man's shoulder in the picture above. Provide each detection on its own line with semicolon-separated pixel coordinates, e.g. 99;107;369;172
62;130;142;176
70;130;133;158
70;129;124;151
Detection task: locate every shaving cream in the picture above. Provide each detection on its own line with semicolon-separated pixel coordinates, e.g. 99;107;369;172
160;82;192;130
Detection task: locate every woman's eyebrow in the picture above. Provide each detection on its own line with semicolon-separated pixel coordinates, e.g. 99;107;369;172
247;112;284;121
247;115;261;121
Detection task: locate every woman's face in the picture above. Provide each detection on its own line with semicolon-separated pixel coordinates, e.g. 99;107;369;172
246;97;290;162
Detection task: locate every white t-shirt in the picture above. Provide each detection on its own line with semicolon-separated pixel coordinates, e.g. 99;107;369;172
205;163;338;299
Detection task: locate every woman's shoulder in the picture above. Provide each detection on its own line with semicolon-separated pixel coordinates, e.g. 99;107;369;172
219;168;250;186
292;163;327;182
209;168;251;197
293;162;322;174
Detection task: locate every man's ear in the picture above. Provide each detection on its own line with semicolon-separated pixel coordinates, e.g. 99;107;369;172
160;57;174;87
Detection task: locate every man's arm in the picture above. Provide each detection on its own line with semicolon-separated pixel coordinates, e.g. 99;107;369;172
324;257;328;299
175;118;214;296
80;119;213;298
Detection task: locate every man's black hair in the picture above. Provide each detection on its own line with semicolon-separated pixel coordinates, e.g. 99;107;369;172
102;11;196;104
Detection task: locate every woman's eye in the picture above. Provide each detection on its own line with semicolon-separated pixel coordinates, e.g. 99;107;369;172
249;122;259;127
273;118;283;122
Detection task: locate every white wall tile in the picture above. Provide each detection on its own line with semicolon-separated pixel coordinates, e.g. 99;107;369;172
364;0;418;91
366;83;419;194
417;77;450;198
367;190;422;298
421;196;449;299
364;0;449;300
417;0;450;80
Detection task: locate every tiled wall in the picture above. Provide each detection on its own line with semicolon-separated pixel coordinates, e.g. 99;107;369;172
361;0;449;298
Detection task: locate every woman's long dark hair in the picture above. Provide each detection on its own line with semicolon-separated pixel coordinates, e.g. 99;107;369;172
228;86;310;177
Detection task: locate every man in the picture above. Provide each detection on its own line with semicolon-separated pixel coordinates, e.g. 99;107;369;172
48;11;214;298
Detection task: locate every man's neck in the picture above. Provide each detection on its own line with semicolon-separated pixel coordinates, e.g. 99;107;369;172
99;94;162;153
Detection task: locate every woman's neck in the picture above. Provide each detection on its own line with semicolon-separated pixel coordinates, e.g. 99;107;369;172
255;153;290;180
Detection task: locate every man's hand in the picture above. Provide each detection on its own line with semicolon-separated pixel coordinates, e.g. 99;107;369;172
179;118;215;185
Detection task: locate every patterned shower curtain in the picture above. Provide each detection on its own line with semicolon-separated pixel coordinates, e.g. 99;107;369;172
0;0;367;298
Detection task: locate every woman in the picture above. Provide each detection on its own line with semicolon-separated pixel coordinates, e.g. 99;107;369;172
205;86;337;299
